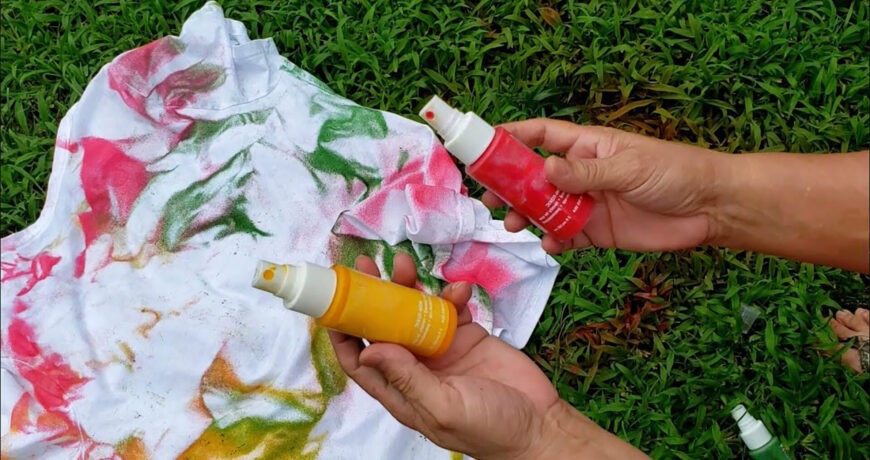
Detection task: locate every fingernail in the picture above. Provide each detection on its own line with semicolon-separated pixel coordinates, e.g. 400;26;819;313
837;310;851;319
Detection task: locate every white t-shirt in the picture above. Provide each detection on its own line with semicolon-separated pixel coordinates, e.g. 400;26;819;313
0;3;558;458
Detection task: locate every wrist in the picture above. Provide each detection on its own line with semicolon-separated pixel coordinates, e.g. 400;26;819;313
704;151;751;248
507;400;647;460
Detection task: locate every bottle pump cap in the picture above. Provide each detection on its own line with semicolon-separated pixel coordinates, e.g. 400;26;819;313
252;260;337;318
419;96;496;165
731;404;774;451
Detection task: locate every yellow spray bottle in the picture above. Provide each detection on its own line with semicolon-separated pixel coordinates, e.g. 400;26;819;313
252;260;457;358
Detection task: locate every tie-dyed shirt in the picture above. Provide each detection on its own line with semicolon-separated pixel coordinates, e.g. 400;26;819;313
0;3;558;459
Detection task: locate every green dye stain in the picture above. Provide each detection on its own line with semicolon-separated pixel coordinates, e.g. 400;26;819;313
179;110;273;152
158;148;268;251
302;94;388;196
177;63;227;93
314;96;388;143
311;325;347;399
167;36;186;53
396;148;410;172
182;325;349;459
329;235;444;293
329;235;397;277
472;285;494;314
180;417;321;460
408;242;443;292
206;196;269;241
281;62;335;94
153;110;276;251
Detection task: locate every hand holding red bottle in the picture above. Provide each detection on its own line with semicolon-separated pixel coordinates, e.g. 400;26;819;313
484;118;722;255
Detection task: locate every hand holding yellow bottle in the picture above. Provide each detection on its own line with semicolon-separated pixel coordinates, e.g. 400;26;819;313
253;260;457;358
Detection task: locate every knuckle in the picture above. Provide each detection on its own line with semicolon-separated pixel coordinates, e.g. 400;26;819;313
577;158;599;183
389;369;415;395
614;154;645;189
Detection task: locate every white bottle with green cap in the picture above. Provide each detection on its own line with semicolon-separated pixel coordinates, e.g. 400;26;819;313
731;404;789;459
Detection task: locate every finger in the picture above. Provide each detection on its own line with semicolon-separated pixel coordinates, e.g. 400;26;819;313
544;154;639;194
423;322;489;369
328;329;395;394
441;282;473;325
499;118;597;157
359;343;452;416
541;234;579;254
355;255;381;277
391;252;418;287
456;303;473;325
503;210;530;232
332;334;420;426
481;191;506;209
328;329;364;369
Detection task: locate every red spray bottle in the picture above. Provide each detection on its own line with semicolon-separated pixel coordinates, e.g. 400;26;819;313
420;96;594;241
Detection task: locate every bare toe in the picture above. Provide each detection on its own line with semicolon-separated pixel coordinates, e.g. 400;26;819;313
840;349;863;373
834;310;867;334
830;318;862;339
850;308;870;333
827;312;868;374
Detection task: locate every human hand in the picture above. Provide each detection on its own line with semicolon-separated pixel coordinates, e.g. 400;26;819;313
484;119;728;254
328;252;558;458
328;253;646;459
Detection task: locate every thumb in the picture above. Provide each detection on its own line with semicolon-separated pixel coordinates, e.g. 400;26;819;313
359;343;444;407
544;155;637;194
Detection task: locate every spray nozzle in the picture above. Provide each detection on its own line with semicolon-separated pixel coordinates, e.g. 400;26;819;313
417;95;496;166
419;96;463;139
252;260;293;295
251;260;337;318
730;404;775;451
731;404;752;426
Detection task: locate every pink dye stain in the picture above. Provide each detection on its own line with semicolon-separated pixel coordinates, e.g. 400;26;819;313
1;238;15;253
427;143;462;187
153;64;225;113
75;138;150;277
11;321;88;410
55;140;79;153
106;37;225;150
441;243;515;295
340;143;463;234
7;301;89;412
338;156;425;233
5;300;102;453
1;253;61;296
73;252;87;279
407;186;454;217
79;138;149;235
108;37;184;121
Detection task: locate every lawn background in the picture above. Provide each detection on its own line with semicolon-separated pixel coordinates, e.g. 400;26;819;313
1;0;868;458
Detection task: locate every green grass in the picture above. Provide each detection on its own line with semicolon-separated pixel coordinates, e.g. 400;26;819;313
2;0;868;458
